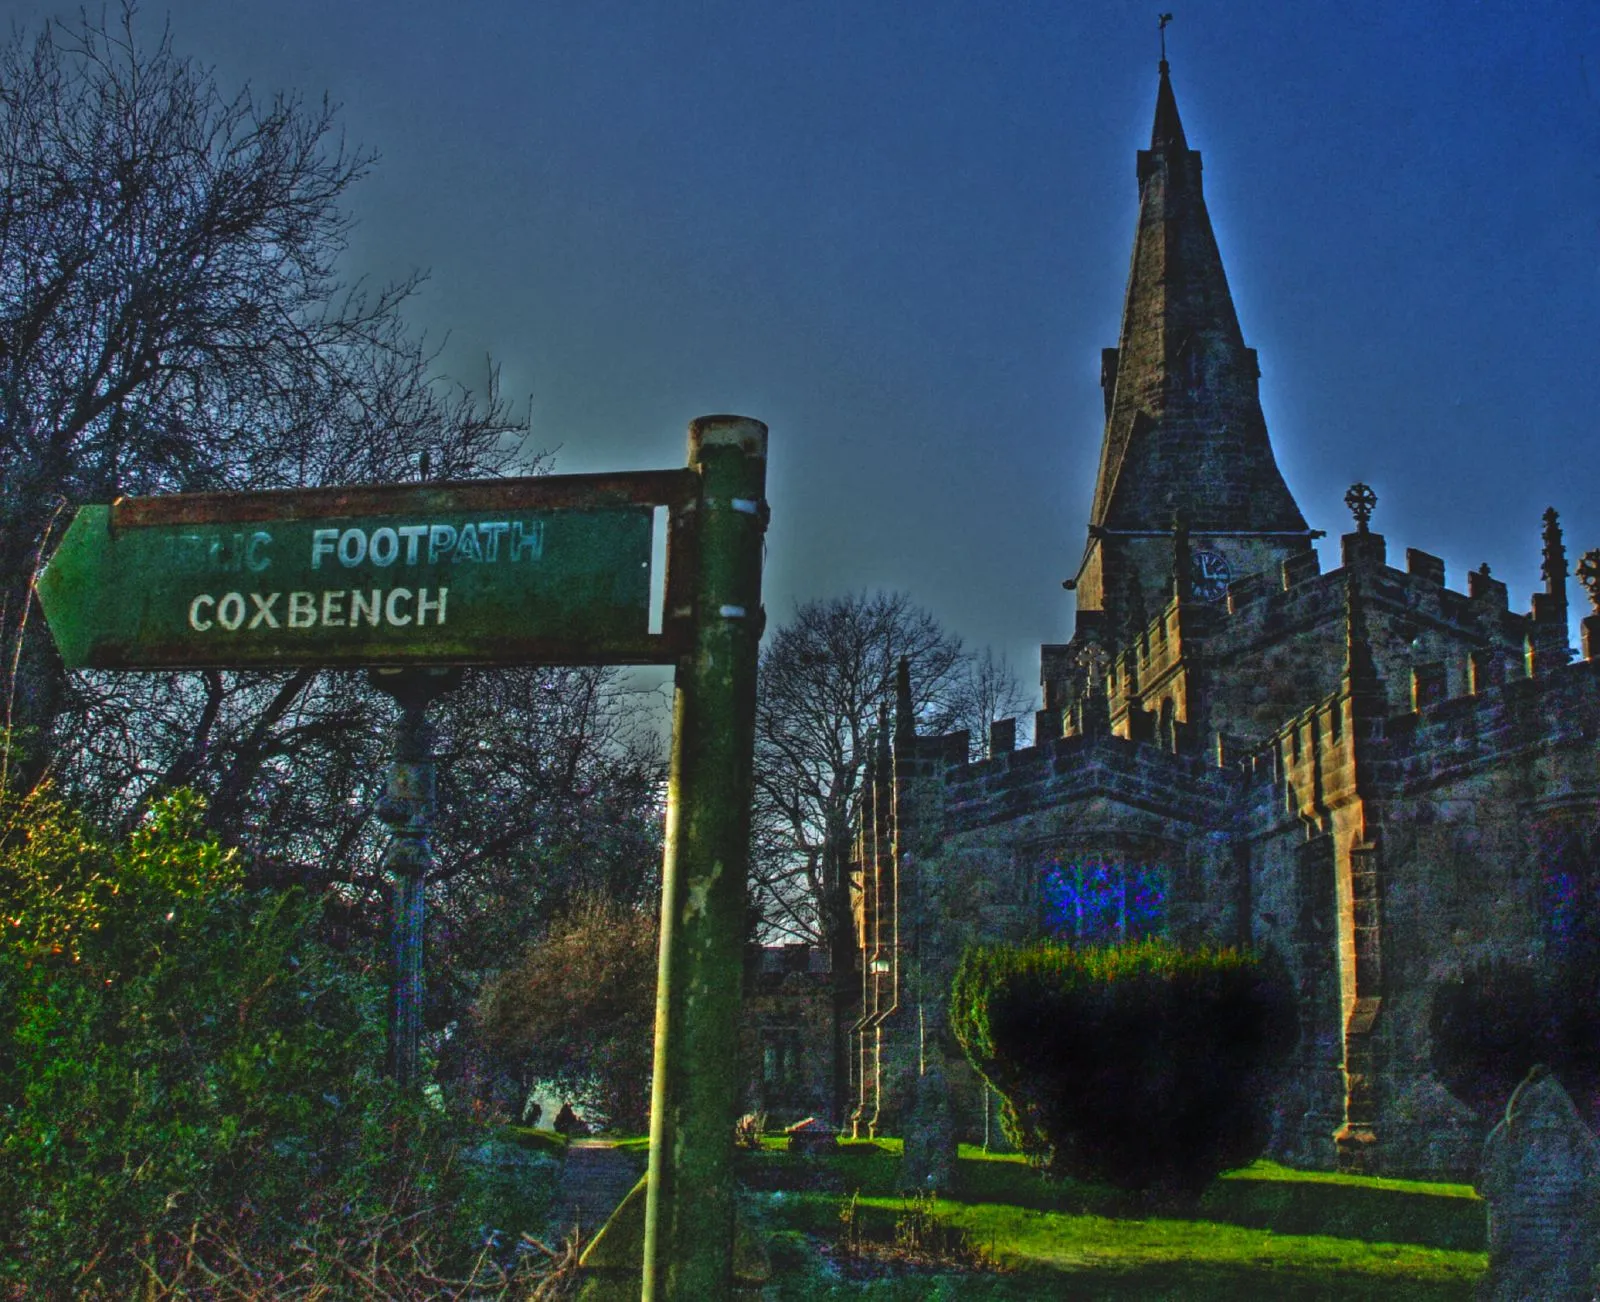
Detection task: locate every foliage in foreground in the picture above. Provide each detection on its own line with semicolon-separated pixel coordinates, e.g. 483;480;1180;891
0;788;496;1295
950;939;1298;1199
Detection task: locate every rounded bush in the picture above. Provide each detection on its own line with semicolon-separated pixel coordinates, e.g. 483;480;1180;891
952;938;1298;1199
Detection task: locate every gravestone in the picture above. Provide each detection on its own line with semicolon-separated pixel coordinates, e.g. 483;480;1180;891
899;1058;956;1193
784;1116;838;1155
1476;1066;1600;1301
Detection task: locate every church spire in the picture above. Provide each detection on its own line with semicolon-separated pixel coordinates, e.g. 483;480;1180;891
1086;61;1307;540
1151;58;1187;152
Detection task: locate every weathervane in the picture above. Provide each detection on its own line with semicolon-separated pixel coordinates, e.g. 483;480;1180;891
1345;482;1377;534
1159;13;1174;62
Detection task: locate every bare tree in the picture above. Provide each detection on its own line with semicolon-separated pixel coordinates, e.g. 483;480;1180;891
751;591;1030;1118
752;592;964;952
956;647;1034;755
0;7;522;794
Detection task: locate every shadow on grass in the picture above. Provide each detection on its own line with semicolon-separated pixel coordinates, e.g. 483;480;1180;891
952;1151;1482;1253
1198;1170;1482;1253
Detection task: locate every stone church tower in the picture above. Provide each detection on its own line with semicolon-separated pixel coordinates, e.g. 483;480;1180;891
1066;59;1312;653
843;59;1600;1183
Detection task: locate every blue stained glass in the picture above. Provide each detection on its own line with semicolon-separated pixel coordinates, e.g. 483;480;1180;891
1545;869;1581;948
1042;859;1165;943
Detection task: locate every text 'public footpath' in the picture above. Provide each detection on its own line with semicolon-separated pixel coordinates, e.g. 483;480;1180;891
181;518;545;635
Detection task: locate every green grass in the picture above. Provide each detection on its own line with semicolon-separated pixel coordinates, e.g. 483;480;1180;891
498;1125;570;1154
736;1142;1486;1299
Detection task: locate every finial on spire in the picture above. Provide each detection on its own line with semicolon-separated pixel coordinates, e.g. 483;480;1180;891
1345;483;1377;534
1159;12;1174;68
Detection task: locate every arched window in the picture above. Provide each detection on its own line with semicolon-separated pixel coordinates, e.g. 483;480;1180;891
1041;856;1166;944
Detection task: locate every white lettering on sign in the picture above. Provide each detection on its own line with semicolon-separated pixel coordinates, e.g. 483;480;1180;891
248;593;280;628
170;530;274;574
306;521;543;568
186;588;450;632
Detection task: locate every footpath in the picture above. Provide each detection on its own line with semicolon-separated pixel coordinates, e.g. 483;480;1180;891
554;1139;643;1240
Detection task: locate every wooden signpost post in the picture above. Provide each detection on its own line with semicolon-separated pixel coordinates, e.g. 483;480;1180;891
35;415;769;1300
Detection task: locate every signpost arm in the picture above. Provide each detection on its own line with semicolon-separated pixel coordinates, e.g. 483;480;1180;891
370;666;462;1086
643;416;768;1300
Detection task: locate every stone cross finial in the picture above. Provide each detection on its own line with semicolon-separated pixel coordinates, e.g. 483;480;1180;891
1577;549;1600;615
1073;641;1112;689
1345;483;1377;533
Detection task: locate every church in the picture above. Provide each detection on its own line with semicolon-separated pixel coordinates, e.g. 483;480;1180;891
844;58;1600;1180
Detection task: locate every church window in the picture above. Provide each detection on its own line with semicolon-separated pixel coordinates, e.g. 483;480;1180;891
1041;858;1166;944
1539;826;1600;955
1412;663;1447;711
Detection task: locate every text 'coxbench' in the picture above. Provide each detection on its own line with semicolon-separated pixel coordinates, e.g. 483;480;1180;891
188;588;449;631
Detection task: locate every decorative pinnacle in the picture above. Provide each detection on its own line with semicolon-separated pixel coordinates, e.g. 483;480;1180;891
1345;483;1377;534
1577;549;1600;615
1542;507;1568;594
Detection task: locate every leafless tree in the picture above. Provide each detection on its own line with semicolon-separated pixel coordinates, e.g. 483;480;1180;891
958;646;1034;755
0;11;675;1088
752;591;1030;952
750;590;1030;1116
0;6;523;796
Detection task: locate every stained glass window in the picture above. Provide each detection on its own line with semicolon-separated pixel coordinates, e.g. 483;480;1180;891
1540;827;1599;954
1041;858;1166;944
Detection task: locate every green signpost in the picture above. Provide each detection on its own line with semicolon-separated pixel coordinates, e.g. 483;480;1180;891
35;470;699;669
34;420;769;1301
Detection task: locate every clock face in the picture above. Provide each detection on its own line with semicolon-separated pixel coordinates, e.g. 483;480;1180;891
1192;550;1231;603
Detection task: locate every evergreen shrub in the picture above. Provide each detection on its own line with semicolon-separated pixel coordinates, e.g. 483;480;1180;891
951;937;1298;1198
0;788;472;1294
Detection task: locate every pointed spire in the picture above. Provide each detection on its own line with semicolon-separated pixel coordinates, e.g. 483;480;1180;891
1151;59;1188;152
1087;62;1306;539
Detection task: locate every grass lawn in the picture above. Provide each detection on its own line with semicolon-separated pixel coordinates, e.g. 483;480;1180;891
737;1141;1486;1299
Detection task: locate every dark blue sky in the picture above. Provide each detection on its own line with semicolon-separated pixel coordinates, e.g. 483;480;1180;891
12;1;1600;703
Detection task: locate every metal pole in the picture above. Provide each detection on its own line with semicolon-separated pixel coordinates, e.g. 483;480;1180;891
643;416;768;1300
371;666;462;1087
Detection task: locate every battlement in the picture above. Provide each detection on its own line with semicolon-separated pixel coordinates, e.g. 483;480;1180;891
939;730;1240;835
1048;521;1574;760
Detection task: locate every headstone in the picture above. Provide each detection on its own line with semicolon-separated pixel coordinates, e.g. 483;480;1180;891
899;1058;956;1193
784;1116;838;1155
1476;1066;1600;1301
